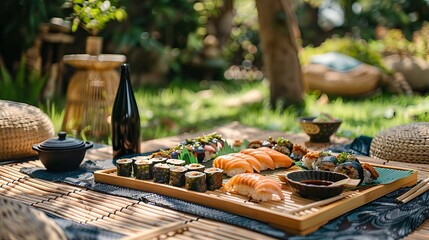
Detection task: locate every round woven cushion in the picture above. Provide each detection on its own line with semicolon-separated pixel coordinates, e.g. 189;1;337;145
370;122;429;163
0;100;55;161
0;196;66;240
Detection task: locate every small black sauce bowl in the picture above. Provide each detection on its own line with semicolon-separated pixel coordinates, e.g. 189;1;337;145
285;170;348;199
298;116;342;143
32;132;93;172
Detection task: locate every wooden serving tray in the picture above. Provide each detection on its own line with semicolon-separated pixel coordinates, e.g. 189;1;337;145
94;163;417;235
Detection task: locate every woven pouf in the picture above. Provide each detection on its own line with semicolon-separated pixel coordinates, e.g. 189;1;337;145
0;196;66;240
0;100;55;161
370;122;429;163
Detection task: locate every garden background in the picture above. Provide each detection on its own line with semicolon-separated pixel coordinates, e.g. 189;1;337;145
1;0;429;143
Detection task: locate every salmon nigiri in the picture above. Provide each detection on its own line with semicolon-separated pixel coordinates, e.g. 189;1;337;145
232;153;262;173
240;149;275;170
223;173;284;201
213;154;253;176
259;147;294;169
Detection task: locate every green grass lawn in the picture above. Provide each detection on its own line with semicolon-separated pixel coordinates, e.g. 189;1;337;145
45;79;429;143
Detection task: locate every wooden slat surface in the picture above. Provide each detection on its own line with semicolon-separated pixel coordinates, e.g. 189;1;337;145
1;122;428;239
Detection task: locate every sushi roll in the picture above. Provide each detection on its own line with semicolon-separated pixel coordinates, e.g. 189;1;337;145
334;161;364;183
185;171;207;192
301;151;319;170
134;159;153;180
169;166;188;187
204;167;224;190
116;158;133;177
361;163;379;184
166;159;186;167
185;163;205;172
311;151;333;170
314;155;338;172
153;163;170;184
150;156;168;165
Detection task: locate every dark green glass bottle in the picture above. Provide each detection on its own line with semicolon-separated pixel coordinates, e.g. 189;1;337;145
111;63;141;159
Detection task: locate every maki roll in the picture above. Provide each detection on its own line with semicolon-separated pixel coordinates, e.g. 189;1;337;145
361;163;379;184
153;163;170;184
185;163;205;172
166;159;186;167
314;155;338;172
116;158;133;177
150;156;168;165
334;161;364;183
204;168;224;190
301;151;319;170
311;151;333;170
185;171;207;192
134;159;153;180
169;166;187;187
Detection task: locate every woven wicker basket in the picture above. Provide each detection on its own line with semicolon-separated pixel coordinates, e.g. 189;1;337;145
370;122;429;163
0;196;67;240
0;100;55;161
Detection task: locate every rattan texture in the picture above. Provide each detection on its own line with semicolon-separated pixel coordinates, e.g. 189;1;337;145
0;196;67;240
370;122;429;163
0;100;55;161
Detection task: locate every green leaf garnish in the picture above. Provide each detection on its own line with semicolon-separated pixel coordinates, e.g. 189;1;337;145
179;147;198;164
217;139;251;156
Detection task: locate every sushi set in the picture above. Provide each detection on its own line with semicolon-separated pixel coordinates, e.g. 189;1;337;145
94;134;418;235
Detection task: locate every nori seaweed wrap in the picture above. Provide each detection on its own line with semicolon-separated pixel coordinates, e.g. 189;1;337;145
153;163;170;184
185;171;207;192
134;159;153;180
314;155;338;172
204;167;223;190
166;159;186;167
185;163;205;172
169;166;187;187
116;158;133;177
334;161;364;183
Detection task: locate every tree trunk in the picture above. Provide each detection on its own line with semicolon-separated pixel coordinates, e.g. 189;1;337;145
255;0;304;109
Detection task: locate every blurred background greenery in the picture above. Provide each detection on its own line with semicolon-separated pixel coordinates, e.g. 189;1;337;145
1;0;429;143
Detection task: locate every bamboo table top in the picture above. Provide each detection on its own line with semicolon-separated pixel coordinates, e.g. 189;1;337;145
1;121;428;239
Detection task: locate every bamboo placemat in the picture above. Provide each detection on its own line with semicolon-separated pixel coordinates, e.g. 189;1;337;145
0;161;274;239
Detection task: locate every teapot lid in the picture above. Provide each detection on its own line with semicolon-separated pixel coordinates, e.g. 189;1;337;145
37;132;86;151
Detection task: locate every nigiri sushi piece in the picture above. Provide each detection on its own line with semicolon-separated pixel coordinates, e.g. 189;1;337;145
240;149;275;170
232;152;262;173
223;160;254;177
223;173;284;201
213;154;253;177
290;144;308;161
301;151;319;170
361;163;379;184
259;147;294;169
